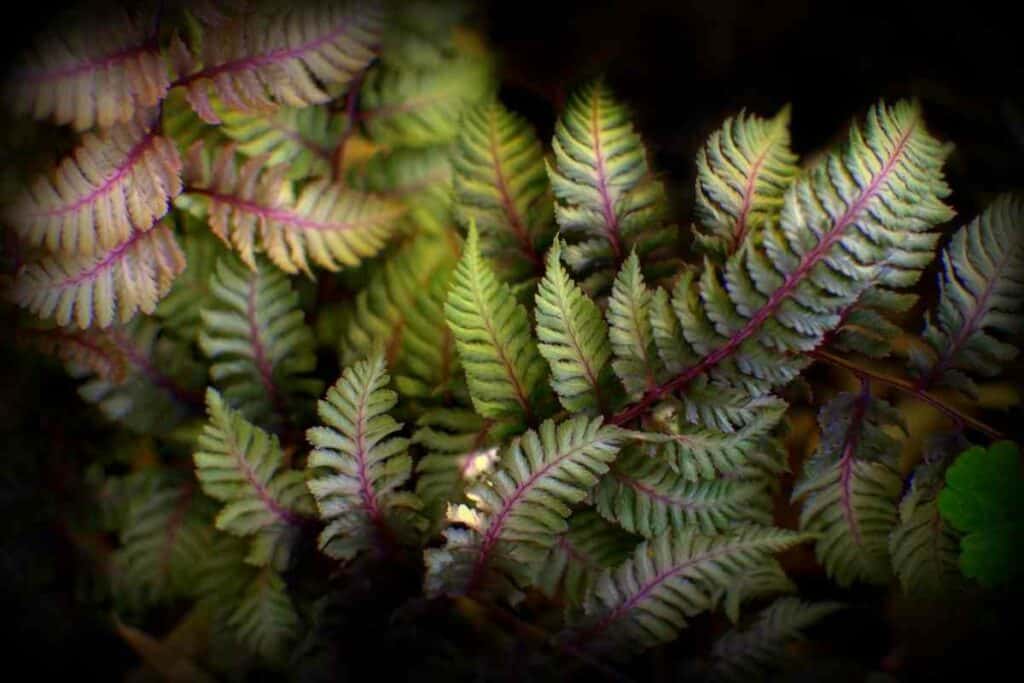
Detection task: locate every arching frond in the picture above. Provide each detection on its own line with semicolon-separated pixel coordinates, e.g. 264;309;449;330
444;224;549;422
536;508;638;606
7;116;182;256
909;194;1024;396
424;416;623;600
607;252;662;399
171;1;384;123
708;597;844;682
5;7;168;130
181;143;404;274
13;220;186;329
571;527;809;653
195;389;315;569
535;240;614;413
306;355;425;560
199;254;320;428
453;100;554;280
594;448;769;538
218;104;341;180
693;107;798;258
547;79;677;292
793;391;904;586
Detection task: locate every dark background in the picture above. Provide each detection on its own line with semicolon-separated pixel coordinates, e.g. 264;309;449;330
1;0;1022;679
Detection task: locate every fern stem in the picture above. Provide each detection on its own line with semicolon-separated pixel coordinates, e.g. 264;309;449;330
809;350;1003;440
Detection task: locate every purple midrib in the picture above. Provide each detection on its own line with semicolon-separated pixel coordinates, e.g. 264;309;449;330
611;112;919;426
56;227;150;288
467;437;598;591
109;328;202;407
230;431;303;527
589;90;623;259
729;132;778;252
353;384;383;524
174;19;354;87
245;277;284;418
32;128;159;218
18;42;155;83
487;108;543;270
188;187;400;232
611;469;712;511
837;389;871;547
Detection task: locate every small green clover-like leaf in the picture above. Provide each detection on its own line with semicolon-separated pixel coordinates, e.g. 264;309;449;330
938;441;1024;588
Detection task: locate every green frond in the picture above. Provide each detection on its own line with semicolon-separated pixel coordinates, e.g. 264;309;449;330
652;100;952;399
547;79;677;291
535;240;614;413
217;104;342;180
909;194;1024;395
195;388;315;569
13;220;186;329
708;597;844;681
7;116;182;256
453;100;554;280
172;1;383;123
413;408;519;521
180;143;404;274
793;391;904;587
573;527;809;653
156;221;225;341
607;252;663;399
5;6;168;130
536;508;638;606
361;54;495;148
377;0;469;69
306;355;425;560
199;254;321;428
714;560;797;624
594;448;770;538
352;147;455;230
424;416;623;600
112;471;216;611
444;224;550;422
693;106;798;258
890;437;965;597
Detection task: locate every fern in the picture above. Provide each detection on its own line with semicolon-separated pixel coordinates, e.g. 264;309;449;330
7;115;183;256
908;193;1024;395
218;103;342;180
444;224;550;422
535;240;614;413
5;6;168;130
693;107;799;258
13;219;186;328
453;100;555;280
425;416;623;600
306;355;425;560
607;252;663;399
793;389;904;587
199;254;321;427
170;1;384;123
547;79;677;292
707;597;843;681
180;142;404;274
195;388;315;570
570;527;809;653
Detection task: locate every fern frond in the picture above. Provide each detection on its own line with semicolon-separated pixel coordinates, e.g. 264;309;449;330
199;254;320;427
352;147;455;230
536;508;638;606
572;527;809;653
693;107;798;258
890;436;965;597
547;79;676;291
218;104;342;180
708;597;843;682
535;240;614;413
18;323;128;383
306;355;425;560
452;100;554;279
444;224;549;422
909;194;1024;395
112;472;216;611
5;7;168;130
181;143;404;274
361;54;495;148
594;448;770;538
607;252;662;399
424;416;623;600
610;100;953;426
171;1;384;123
13;220;186;329
413;408;517;520
156;223;224;341
714;560;797;624
7;116;183;255
195;388;315;569
793;390;904;586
